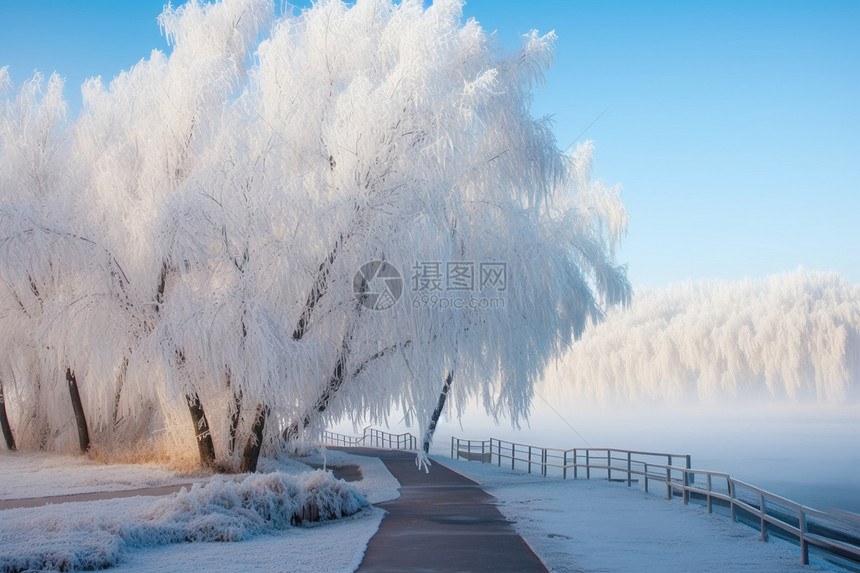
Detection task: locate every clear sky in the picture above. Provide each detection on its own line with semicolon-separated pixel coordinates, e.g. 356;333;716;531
1;0;857;288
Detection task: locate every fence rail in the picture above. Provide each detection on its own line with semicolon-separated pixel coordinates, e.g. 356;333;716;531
451;437;691;485
321;428;417;451
452;437;860;569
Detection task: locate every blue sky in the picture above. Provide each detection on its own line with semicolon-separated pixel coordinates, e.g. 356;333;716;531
1;0;857;288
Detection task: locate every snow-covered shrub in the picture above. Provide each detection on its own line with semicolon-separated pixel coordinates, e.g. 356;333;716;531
124;470;368;544
0;470;368;572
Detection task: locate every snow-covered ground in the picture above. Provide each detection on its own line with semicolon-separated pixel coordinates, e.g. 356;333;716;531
445;456;849;573
0;453;190;501
0;444;853;572
0;450;397;572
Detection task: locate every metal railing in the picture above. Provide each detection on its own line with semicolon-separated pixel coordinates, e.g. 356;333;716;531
676;467;860;568
451;437;691;485
322;427;417;451
451;436;860;568
321;430;365;448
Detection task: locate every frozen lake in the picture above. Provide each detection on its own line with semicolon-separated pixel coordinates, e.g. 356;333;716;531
336;400;860;515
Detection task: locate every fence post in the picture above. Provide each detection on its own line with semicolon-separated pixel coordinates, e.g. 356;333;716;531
451;437;455;459
799;510;809;565
607;449;612;481
706;474;712;513
729;480;736;522
528;446;532;474
574;450;578;480
542;448;547;477
760;494;768;541
512;443;515;470
563;451;568;480
666;455;673;499
586;450;590;480
627;451;632;487
644;462;649;493
686;455;693;486
497;440;502;467
667;455;673;494
683;471;689;505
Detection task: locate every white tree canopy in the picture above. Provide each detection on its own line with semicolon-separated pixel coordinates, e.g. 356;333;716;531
0;0;629;467
539;269;860;406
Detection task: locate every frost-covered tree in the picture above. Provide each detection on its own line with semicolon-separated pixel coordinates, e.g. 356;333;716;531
539;270;860;405
0;0;630;470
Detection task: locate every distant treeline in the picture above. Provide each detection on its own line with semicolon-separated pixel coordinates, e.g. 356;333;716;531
541;270;859;404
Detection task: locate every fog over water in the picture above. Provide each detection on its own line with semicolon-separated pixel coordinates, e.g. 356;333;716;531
422;401;860;515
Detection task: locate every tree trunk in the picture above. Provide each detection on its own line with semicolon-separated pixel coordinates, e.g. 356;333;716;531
0;378;16;451
283;341;348;443
66;369;90;453
281;240;344;444
240;404;267;473
34;377;48;451
112;357;129;427
186;392;216;468
423;371;453;453
229;390;242;456
282;340;409;444
223;368;244;455
292;241;339;341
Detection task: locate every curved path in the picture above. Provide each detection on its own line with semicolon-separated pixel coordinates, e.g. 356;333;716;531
346;447;548;573
0;483;193;510
0;465;359;510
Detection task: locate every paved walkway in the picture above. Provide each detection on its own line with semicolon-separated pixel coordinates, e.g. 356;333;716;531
347;448;547;573
0;483;193;510
0;465;360;511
